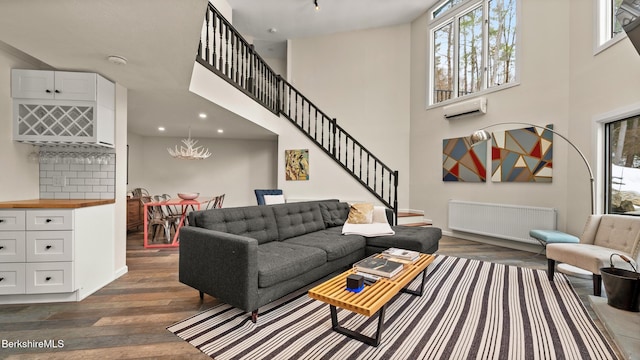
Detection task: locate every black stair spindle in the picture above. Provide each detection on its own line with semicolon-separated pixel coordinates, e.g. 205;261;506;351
314;109;318;141
352;141;356;172
212;12;217;67
374;161;377;192
359;147;363;178
218;19;224;70
366;154;370;186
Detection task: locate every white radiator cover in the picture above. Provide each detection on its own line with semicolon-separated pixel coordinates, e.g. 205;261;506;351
448;200;557;244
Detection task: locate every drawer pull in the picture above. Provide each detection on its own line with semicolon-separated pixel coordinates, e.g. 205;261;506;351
0;277;3;282
0;246;3;250
45;245;52;250
0;219;4;223
45;219;53;223
45;277;52;281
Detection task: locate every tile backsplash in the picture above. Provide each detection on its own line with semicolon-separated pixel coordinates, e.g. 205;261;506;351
38;148;116;200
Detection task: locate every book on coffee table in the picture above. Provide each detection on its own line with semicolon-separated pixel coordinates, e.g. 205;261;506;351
381;248;420;262
354;255;404;278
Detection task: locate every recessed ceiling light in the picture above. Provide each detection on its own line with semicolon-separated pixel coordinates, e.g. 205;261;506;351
199;113;207;119
158;127;166;131
268;28;277;33
107;55;128;65
217;129;224;133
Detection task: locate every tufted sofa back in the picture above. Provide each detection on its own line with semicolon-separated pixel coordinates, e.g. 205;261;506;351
189;205;279;244
271;202;327;240
188;200;350;244
582;214;640;258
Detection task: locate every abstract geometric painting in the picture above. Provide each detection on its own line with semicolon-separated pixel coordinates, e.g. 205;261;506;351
491;124;553;182
443;136;487;182
285;149;309;181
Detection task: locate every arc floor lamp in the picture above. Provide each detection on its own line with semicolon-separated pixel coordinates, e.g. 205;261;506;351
468;122;595;215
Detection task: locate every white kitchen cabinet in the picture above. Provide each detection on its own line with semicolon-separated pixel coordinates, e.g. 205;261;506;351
11;69;115;147
0;209;74;296
11;70;96;101
0;202;116;304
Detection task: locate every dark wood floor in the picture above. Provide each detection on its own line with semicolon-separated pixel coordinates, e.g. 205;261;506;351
0;232;616;359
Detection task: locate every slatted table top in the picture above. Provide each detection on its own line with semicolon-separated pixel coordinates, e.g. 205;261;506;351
308;253;435;317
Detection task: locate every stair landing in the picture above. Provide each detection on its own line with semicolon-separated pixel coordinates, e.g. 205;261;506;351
397;211;432;227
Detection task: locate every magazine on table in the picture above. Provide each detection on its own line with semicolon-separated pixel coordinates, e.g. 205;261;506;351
381;248;420;262
353;255;404;278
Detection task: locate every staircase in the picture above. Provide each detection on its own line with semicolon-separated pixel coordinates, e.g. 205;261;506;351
197;3;399;222
397;211;432;227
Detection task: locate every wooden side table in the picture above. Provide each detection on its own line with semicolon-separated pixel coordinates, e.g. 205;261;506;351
126;197;144;232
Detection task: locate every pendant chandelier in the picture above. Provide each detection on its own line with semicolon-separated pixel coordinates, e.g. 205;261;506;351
167;127;212;160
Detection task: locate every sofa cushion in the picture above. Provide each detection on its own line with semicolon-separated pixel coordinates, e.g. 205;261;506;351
367;226;442;253
189;206;279;244
257;242;326;288
284;227;366;261
271;202;326;240
319;202;350;227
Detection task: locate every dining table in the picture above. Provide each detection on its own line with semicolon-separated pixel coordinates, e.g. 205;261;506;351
143;196;213;249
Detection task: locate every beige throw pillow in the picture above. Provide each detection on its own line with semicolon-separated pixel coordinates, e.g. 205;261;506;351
347;203;374;224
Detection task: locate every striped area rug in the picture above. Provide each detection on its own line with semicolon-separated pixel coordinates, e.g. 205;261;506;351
168;255;617;359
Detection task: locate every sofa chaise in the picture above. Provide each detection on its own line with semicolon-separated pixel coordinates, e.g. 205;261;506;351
178;200;441;322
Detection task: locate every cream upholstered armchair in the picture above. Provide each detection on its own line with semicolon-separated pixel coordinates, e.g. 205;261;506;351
547;214;640;296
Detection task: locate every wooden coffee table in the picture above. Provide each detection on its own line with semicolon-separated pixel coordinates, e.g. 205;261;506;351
308;253;435;346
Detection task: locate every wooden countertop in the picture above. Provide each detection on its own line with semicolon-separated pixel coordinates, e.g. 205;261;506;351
0;199;115;209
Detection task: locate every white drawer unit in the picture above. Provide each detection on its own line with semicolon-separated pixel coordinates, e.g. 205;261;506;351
0;231;26;262
0;210;25;231
0;263;26;295
26;210;73;231
0;209;76;296
26;231;73;262
25;262;73;294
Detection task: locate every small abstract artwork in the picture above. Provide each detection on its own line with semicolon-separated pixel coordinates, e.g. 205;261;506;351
442;136;487;182
491;124;553;182
285;149;309;181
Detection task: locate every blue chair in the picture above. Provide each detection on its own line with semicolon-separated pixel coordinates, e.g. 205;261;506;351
254;189;283;205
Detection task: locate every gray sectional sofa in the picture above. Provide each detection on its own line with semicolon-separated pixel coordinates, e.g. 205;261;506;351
178;200;441;321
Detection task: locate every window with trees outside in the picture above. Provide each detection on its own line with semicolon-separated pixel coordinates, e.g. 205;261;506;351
599;0;624;45
605;116;640;215
430;0;517;105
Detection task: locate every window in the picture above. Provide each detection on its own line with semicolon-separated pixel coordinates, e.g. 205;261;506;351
430;0;517;104
597;0;625;47
605;116;640;215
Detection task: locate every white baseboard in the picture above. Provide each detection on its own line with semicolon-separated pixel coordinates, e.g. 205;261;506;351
442;230;543;254
114;265;129;279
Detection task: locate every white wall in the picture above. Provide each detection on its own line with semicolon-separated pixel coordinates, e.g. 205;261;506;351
127;133;277;207
190;62;386;205
409;0;640;247
566;0;640;231
0;42;47;201
287;24;411;209
114;83;128;277
410;1;574;246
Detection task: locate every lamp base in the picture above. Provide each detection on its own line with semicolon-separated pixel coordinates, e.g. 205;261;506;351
557;263;592;279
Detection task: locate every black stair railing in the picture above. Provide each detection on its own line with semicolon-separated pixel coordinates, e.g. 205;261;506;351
197;3;398;222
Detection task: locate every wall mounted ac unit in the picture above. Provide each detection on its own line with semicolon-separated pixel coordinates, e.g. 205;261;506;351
443;97;487;119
